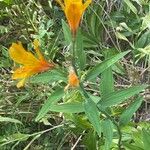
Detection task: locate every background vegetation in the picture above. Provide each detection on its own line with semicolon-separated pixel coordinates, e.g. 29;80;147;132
0;0;150;149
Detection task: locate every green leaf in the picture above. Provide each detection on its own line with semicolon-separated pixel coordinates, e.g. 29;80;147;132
116;32;129;42
88;93;101;104
90;10;98;36
84;130;97;150
35;89;64;121
76;29;86;70
86;51;130;80
30;68;67;84
98;85;147;107
119;22;133;33
142;129;150;150
124;0;137;14
123;143;143;150
112;62;126;75
71;114;91;129
49;102;84;113
100;67;114;98
84;99;101;137
102;119;113;150
100;50;114;98
62;19;72;45
82;32;99;48
0;133;30;147
132;129;144;148
86;3;103;39
0;116;22;124
141;13;150;31
0;0;12;5
136;30;150;48
119;96;143;126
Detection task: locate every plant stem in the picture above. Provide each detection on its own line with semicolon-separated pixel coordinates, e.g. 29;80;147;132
71;37;122;150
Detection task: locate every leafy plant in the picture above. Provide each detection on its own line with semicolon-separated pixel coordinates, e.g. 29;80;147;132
0;0;149;150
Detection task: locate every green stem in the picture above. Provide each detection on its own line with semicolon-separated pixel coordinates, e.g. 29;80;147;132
71;37;122;150
71;37;76;73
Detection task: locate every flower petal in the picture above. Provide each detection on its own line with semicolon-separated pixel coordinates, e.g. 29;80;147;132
33;39;44;60
32;60;54;73
65;1;83;34
17;78;26;88
12;66;34;79
12;61;54;80
64;0;70;6
9;42;39;66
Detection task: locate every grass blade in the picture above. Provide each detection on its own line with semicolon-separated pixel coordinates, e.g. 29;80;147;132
0;116;22;124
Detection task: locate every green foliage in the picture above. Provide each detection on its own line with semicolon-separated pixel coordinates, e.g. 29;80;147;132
62;19;72;45
123;0;138;14
35;88;64;121
98;85;147;107
85;50;130;80
142;129;150;150
31;68;67;84
49;102;84;113
0;0;149;149
75;29;86;70
83;130;97;150
0;116;22;124
84;97;101;137
102;119;113;150
119;96;143;126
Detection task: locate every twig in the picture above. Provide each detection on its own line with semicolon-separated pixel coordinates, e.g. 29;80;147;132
71;131;85;150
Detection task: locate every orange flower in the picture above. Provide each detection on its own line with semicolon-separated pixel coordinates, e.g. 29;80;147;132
56;0;92;36
9;39;55;88
65;67;79;90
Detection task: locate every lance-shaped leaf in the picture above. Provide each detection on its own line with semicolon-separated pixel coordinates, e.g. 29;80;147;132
49;102;84;113
86;51;130;80
35;88;64;121
98;85;147;107
62;19;72;45
119;96;143;126
124;0;137;14
0;116;22;124
102;119;113;150
31;69;67;84
142;129;150;150
84;98;101;137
